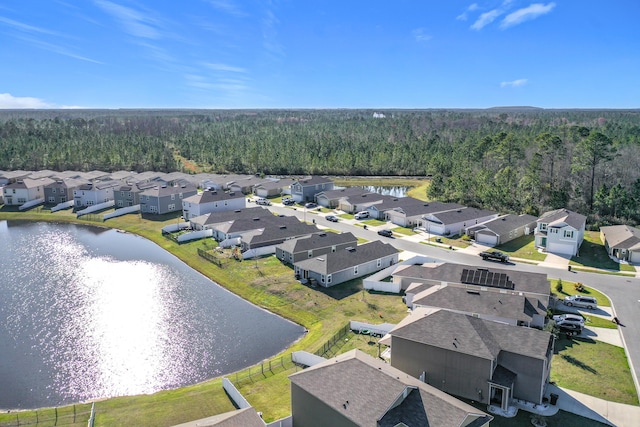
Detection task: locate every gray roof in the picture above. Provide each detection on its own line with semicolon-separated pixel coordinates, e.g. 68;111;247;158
46;178;88;189
427;207;497;225
390;308;552;361
413;285;546;322
171;407;265;427
289;349;491;427
140;182;197;198
292;175;333;187
6;177;55;189
219;212;300;235
316;187;374;200
538;208;586;230
190;207;271;227
390;200;465;218
276;231;357;254
243;221;319;247
600;225;640;251
253;178;294;191
474;214;538;235
183;189;244;204
293;240;398;275
394;263;550;297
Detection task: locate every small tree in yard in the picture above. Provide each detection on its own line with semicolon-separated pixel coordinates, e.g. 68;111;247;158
555;279;563;293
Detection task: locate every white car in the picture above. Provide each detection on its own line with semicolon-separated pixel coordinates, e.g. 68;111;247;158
552;313;585;327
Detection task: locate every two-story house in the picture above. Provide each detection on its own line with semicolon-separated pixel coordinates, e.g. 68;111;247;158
44;178;87;205
2;177;53;206
73;179;121;208
290;176;334;203
139;181;197;215
182;190;246;221
275;232;358;264
534;208;586;256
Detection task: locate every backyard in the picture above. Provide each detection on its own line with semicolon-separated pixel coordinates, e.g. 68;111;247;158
570;231;636;273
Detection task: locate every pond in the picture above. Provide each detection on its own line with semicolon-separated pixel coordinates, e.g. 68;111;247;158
349;185;410;197
0;221;304;409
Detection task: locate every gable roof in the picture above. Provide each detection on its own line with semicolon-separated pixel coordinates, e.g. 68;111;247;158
276;231;357;253
171;407;265;427
538;208;586;230
190;207;271;227
390;308;552;361
292;175;333;187
140;182;197;198
183;189;244;204
393;263;550;297
289;349;491;427
242;220;319;247
293;240;398;275
600;225;640;251
474;214;538;235
5;177;55;189
413;285;546;322
316;187;374;200
427;207;497;225
390;200;465;218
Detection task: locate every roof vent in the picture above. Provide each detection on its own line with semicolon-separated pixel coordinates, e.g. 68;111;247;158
280;225;287;229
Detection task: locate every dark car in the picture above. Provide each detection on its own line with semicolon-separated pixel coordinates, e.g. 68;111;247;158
557;323;583;337
325;215;339;222
305;202;317;209
377;229;393;237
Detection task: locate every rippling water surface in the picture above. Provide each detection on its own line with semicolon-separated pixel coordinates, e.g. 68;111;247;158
0;221;304;409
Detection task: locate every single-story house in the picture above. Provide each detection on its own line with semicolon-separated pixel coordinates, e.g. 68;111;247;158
253;178;294;198
276;231;358;264
290;176;334;203
293;240;399;287
289;349;492;427
240;220;319;256
409;283;547;328
189;207;271;231
534;208;586;256
600;225;640;263
385;200;465;228
467;214;538;246
420;207;499;236
338;192;385;214
182;190;246;221
384;307;554;411
140;181;198;215
393;262;551;300
314;187;372;209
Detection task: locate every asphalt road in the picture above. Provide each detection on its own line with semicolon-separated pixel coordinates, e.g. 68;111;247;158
265;203;640;393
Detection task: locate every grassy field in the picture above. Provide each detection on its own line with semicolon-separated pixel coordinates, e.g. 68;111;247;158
550;337;638;405
570;231;636;273
496;235;547;261
549;279;611;307
391;226;417;236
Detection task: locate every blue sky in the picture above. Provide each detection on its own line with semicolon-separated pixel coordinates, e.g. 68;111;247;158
1;1;638;109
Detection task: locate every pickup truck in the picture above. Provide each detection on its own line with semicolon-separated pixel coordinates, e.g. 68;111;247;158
479;250;510;263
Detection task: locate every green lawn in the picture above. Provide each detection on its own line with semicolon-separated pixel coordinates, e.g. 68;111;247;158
339;213;354;219
551;337;638;405
424;234;470;248
549;279;611;307
466;401;610;427
362;219;387;227
570;231;637;272
496;235;547;261
391;226;417;236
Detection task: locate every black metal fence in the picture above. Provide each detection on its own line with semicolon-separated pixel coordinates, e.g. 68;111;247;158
0;404;92;427
314;323;351;357
229;354;298;387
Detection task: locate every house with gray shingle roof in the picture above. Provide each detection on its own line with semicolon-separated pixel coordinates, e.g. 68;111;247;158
2;177;53;206
240;218;319;254
315;187;373;209
253;178;294;198
140;180;197;215
385;199;465;228
290;176;334;203
466;213;538;246
182;189;246;220
171;407;265;427
289;349;492;427
44;177;88;206
293;240;399;287
600;225;640;263
409;283;547;328
73;178;121;208
276;231;357;264
534;208;586;256
420;207;499;236
189;207;271;231
384;307;554;411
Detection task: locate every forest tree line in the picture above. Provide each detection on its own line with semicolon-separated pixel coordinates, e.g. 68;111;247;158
1;108;639;227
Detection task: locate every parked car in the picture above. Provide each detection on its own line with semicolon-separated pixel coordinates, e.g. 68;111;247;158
354;211;370;220
563;295;597;310
479;250;509;262
377;229;393;237
255;198;271;206
557;323;583;337
282;198;295;206
325;215;339;222
305;202;317;209
552;313;585;327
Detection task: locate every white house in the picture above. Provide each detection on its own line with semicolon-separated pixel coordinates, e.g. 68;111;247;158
2;177;53;206
420;207;498;236
181;190;246;220
73;179;121;208
534;208;586;256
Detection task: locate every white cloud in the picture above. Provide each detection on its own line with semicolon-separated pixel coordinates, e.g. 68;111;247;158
205;0;245;17
94;0;162;39
412;28;432;42
0;93;52;108
501;3;556;29
500;79;528;88
456;3;478;21
0;16;60;35
471;9;502;30
204;63;247;73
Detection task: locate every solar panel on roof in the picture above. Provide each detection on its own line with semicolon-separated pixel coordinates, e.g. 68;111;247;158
460;268;515;290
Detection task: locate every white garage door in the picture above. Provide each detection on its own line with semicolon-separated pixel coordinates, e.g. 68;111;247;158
547;242;575;256
630;251;640;263
476;233;498;246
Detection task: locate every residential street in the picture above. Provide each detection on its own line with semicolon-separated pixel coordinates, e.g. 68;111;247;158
265;203;640;399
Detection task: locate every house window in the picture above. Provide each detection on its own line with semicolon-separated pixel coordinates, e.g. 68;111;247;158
168;204;175;210
117;200;123;207
321;275;325;283
540;223;547;231
564;230;574;239
121;191;125;197
377;259;382;268
354;266;358;275
52;188;56;193
179;193;183;198
289;253;293;262
550;228;558;234
308;250;313;258
331;245;336;253
17;198;26;204
171;194;176;200
327;274;332;284
48;196;56;203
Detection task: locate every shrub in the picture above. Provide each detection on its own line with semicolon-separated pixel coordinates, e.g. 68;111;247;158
555;279;563;293
574;282;585;292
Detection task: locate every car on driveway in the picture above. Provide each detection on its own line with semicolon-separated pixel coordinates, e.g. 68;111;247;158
552;313;585;327
325;215;339;222
305;202;317;209
563;295;598;310
557;323;583;337
282;198;295;205
377;229;393;237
